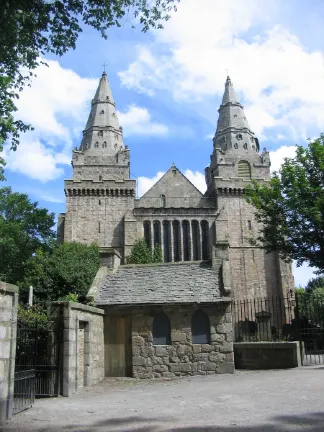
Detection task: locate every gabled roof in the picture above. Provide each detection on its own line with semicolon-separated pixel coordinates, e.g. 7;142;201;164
95;261;221;306
140;164;203;200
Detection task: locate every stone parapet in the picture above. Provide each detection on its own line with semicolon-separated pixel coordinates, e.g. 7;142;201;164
234;342;303;369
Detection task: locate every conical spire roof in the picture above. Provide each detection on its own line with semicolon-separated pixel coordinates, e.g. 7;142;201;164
215;76;252;139
221;76;238;105
211;76;259;154
80;72;124;154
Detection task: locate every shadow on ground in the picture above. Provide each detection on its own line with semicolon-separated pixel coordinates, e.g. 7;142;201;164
3;412;324;432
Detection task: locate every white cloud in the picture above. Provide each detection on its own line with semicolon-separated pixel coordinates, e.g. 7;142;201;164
4;60;97;181
118;0;324;140
3;139;70;182
137;171;165;196
269;145;297;173
117;105;168;136
17;60;97;140
182;169;206;193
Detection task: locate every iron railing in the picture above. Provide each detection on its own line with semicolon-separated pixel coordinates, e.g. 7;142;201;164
232;291;324;365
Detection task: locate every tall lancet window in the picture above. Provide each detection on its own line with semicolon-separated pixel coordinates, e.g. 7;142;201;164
238;161;251;178
160;194;166;207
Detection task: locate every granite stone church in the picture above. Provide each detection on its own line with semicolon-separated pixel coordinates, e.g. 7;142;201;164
57;72;294;378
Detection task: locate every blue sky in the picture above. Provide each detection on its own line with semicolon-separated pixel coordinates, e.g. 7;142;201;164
3;0;324;287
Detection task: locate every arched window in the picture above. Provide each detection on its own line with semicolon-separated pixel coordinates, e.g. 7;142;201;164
192;220;200;260
163;221;170;262
143;221;150;247
160;194;166;207
172;220;180;262
182;220;190;261
152;311;171;345
191;310;211;344
100;110;104;115
201;220;209;260
238;160;251;178
153;221;160;247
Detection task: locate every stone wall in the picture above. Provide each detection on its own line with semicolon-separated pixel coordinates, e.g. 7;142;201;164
0;282;18;423
234;342;302;369
215;193;294;299
131;304;234;378
62;178;136;258
49;302;104;397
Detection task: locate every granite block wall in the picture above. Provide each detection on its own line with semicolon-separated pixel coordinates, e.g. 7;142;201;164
49;302;104;397
0;282;18;423
131;304;234;379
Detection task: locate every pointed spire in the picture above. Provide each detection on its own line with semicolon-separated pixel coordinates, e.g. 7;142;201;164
212;76;257;153
80;71;124;154
93;71;115;105
215;76;252;137
221;76;238;105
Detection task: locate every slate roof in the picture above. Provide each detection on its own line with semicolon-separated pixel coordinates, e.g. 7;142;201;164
96;261;221;306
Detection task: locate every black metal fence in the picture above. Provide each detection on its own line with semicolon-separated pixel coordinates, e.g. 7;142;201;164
232;291;324;365
13;318;62;414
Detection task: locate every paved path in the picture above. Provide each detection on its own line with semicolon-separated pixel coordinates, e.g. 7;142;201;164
3;367;324;432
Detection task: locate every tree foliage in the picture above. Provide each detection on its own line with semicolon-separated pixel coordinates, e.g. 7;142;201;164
0;186;55;284
244;135;324;273
305;276;324;293
0;0;179;179
125;238;163;264
21;242;100;306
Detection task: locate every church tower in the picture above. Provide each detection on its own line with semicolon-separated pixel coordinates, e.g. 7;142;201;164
58;72;136;258
205;76;294;298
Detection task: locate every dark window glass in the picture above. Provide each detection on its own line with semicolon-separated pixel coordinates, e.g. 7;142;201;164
152;312;171;345
191;310;211;344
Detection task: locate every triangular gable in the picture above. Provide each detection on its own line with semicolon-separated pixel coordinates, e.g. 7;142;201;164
140;165;203;200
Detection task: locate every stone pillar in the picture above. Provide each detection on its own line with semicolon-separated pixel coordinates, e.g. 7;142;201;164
0;282;18;423
48;302;104;397
150;220;154;252
198;221;202;260
169;220;174;262
255;311;272;341
179;220;184;261
188;220;193;261
160;221;164;261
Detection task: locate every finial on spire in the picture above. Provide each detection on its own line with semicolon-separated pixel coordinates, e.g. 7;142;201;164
102;62;107;75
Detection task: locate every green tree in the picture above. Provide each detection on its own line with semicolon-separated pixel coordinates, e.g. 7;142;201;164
244;135;324;273
21;242;100;306
0;186;55;284
0;0;180;179
125;238;163;264
305;276;324;292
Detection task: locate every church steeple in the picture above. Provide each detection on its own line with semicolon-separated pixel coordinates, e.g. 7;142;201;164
221;76;238;105
205;76;269;193
80;71;124;154
214;76;254;150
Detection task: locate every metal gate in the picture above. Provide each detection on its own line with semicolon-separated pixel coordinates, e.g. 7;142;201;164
13;318;62;414
295;292;324;365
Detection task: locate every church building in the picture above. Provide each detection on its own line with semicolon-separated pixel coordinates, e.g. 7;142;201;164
57;72;294;378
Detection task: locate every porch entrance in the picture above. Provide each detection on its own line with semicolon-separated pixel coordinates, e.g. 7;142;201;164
104;315;132;376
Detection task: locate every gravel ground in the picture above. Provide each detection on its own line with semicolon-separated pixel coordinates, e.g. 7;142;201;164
2;366;324;432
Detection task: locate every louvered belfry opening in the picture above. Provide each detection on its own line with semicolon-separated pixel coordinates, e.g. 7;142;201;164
237;160;251;178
